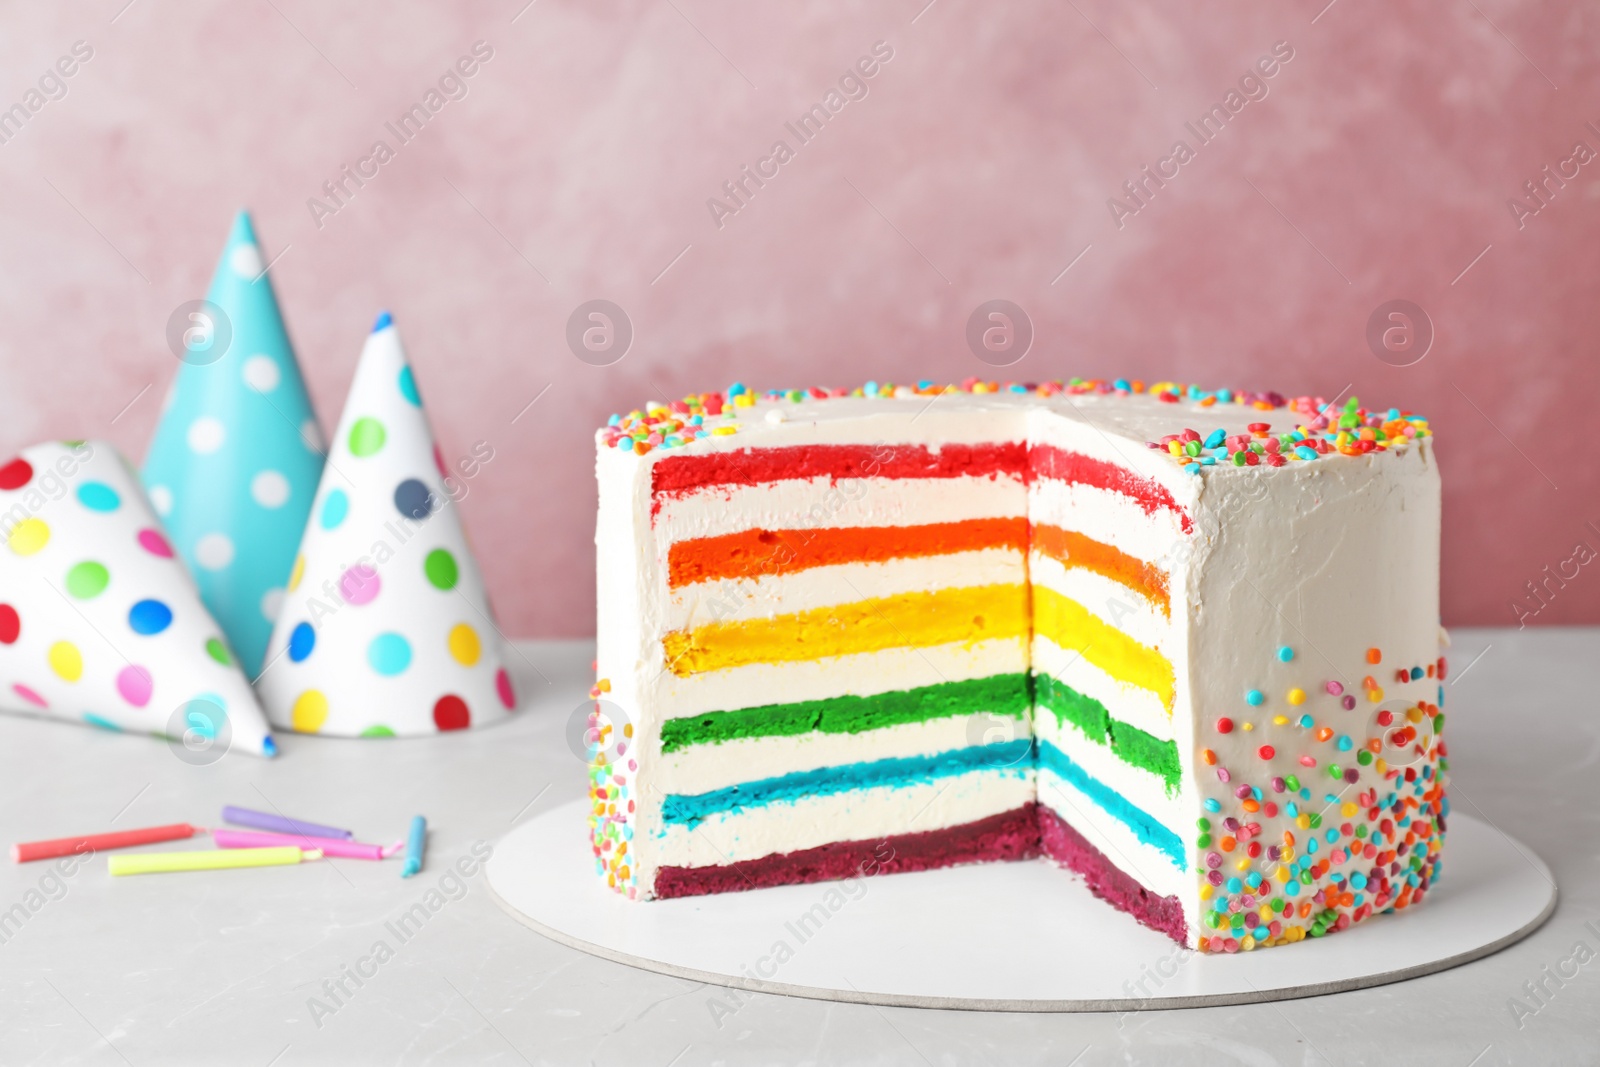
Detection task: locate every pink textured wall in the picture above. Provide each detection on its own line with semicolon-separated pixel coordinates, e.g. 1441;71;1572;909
1;1;1596;634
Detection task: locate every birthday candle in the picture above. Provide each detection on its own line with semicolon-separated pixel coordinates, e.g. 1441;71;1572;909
401;816;426;878
221;806;352;840
212;829;388;860
13;823;200;863
108;846;320;876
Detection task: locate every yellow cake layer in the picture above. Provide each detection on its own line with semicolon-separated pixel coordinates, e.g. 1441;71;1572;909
1032;586;1175;713
662;584;1030;677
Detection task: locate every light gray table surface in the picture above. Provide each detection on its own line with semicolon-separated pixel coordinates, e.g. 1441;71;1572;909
0;628;1595;1066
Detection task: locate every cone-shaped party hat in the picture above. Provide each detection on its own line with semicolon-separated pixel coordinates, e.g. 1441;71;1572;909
143;211;324;676
0;441;277;757
258;313;517;737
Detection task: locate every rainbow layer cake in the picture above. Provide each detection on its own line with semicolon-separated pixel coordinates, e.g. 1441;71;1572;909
590;379;1446;953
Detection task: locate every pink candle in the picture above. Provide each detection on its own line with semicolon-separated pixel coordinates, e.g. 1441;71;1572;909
211;829;389;860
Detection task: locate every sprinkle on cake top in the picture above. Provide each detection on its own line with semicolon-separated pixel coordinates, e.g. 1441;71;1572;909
598;378;1431;474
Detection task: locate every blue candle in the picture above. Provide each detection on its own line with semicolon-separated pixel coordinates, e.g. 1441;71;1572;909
401;815;426;878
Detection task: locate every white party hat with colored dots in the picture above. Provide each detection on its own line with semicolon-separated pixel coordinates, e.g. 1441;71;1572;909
143;211;325;678
257;313;518;737
0;440;278;757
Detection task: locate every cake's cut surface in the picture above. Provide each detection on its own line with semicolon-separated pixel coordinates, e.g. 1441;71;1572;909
591;379;1445;954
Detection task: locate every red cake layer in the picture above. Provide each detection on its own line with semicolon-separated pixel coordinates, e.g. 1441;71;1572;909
1028;444;1193;533
649;440;1191;534
652;803;1043;899
650;442;1029;511
1038;804;1189;945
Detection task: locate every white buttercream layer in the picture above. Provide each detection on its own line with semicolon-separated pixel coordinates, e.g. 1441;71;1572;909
655;473;1025;537
1034;715;1183;826
657;712;1031;795
648;637;1029;720
1032;633;1173;743
651;767;1035;869
1027;477;1187;567
1029;554;1170;654
1036;770;1199;942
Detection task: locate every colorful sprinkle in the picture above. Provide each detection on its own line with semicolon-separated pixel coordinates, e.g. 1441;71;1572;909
1193;626;1446;953
596;381;1432;469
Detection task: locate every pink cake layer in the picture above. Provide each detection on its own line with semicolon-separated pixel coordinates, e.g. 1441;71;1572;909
653;803;1043;899
1038;804;1189;945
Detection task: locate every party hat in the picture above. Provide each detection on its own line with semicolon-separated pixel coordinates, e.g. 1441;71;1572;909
0;440;277;757
257;313;517;737
142;211;324;676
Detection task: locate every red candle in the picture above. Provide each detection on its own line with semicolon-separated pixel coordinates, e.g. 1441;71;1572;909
12;823;201;863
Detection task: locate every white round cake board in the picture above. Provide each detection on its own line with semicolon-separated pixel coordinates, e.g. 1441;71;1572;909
486;801;1555;1011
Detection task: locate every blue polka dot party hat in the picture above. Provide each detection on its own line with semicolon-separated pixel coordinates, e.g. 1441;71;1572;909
142;211;324;677
257;313;517;737
0;441;278;757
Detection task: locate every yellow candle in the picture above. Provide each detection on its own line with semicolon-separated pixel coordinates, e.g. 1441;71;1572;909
108;846;320;876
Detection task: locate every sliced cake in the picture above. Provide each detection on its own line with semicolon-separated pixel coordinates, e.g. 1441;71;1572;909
590;380;1445;954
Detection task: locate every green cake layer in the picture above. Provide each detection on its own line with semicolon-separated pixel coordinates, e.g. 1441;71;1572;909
660;673;1031;753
